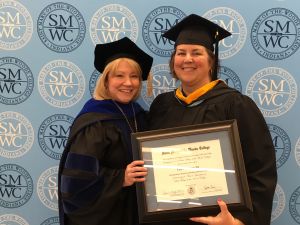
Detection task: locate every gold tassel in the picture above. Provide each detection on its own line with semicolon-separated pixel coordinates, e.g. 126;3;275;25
146;73;153;97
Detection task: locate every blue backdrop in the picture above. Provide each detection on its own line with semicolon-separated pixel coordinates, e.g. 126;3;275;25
0;0;299;224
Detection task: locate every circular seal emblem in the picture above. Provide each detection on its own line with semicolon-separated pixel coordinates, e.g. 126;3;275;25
203;7;247;59
289;186;300;223
251;8;300;60
0;0;33;50
0;57;34;105
142;6;186;57
38;60;85;108
38;114;74;160
219;66;242;92
271;184;285;221
40;216;59;225
187;186;195;195
0;111;34;158
295;137;300;167
90;4;138;44
89;69;101;97
37;166;58;211
37;2;86;53
267;124;291;168
141;64;179;108
246;67;297;117
0;164;33;208
0;214;29;225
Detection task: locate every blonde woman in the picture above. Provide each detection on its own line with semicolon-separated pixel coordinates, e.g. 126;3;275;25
58;37;153;225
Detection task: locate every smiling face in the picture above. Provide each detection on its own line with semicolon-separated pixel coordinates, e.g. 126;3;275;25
106;59;141;104
173;44;214;94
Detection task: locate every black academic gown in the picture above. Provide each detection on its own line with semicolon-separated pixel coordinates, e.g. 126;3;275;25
147;82;277;225
58;99;147;225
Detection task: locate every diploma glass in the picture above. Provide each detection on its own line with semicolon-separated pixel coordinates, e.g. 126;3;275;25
131;120;252;223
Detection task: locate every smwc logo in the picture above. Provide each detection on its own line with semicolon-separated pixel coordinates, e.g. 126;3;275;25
251;8;300;60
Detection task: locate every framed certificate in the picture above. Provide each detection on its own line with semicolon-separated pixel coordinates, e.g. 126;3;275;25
131;119;252;223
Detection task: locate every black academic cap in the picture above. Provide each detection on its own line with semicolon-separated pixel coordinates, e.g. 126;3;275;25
94;37;153;80
163;14;231;80
163;14;231;50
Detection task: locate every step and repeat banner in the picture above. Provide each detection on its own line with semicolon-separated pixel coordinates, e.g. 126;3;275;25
0;0;299;224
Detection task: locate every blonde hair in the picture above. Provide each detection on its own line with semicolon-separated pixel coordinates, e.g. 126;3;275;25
93;58;153;100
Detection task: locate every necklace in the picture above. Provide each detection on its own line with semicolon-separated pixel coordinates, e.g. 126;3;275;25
112;100;138;133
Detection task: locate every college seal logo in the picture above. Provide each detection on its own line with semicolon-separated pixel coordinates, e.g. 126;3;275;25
89;69;100;97
0;214;29;225
40;216;59;225
203;7;247;59
268;124;291;168
0;0;33;50
38;114;74;160
38;60;85;108
141;64;179;108
219;66;242;92
289;185;300;223
0;57;34;105
142;6;186;57
271;184;285;221
37;2;86;53
246;67;297;117
0;164;33;208
251;8;300;60
90;4;138;44
0;111;34;158
37;166;58;211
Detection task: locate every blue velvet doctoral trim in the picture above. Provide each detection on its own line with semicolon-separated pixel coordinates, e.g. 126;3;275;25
61;152;104;213
61;174;102;194
61;176;104;213
64;152;99;174
76;98;144;119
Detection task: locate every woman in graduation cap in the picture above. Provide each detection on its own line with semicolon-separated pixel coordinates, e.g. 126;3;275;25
58;37;153;225
148;14;277;225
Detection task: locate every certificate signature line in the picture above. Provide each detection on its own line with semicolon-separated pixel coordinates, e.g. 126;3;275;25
144;165;235;173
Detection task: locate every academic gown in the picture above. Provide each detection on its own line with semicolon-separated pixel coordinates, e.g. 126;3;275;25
58;98;147;225
147;82;277;225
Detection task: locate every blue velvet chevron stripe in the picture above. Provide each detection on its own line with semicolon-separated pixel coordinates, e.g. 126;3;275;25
64;152;99;174
61;152;104;213
61;175;104;213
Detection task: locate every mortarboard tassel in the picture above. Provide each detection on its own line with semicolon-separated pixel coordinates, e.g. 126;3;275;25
213;30;219;81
